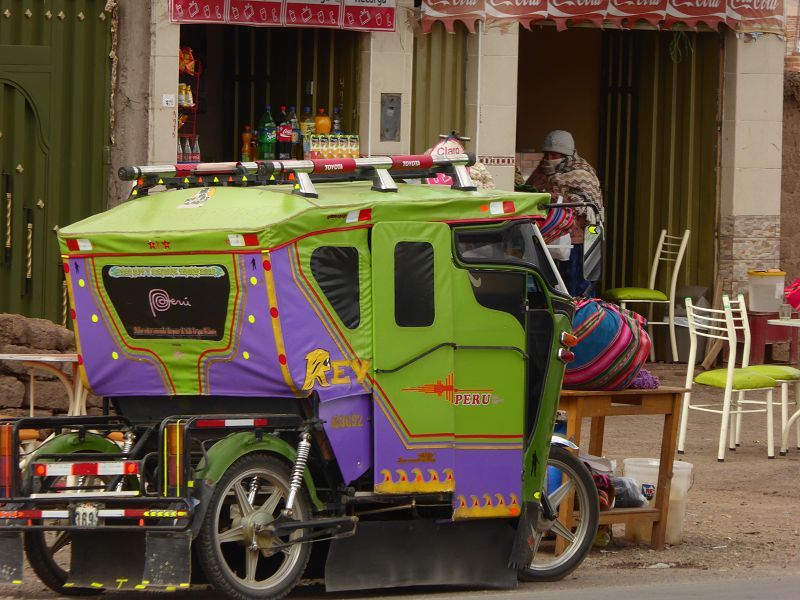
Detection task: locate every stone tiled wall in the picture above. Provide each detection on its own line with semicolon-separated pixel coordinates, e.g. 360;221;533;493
719;215;782;294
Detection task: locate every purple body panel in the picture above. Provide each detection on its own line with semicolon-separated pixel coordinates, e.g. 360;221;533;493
70;258;169;396
207;254;286;395
319;394;372;484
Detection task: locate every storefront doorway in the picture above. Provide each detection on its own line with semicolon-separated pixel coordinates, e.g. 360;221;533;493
178;25;362;163
516;27;721;296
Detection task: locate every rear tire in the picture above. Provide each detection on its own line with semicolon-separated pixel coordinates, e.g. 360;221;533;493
518;444;599;582
196;453;311;600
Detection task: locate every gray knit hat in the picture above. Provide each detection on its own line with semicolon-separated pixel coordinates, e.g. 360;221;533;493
541;130;575;156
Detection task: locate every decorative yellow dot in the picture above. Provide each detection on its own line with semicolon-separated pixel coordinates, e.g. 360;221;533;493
249;276;257;286
111;351;119;360
242;351;250;360
89;314;98;323
78;279;85;287
248;315;255;324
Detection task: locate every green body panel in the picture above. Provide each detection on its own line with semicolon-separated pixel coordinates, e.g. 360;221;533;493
522;311;572;503
193;432;323;509
59;183;550;255
372;222;455;444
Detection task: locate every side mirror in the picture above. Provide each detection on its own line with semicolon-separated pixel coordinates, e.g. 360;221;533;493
582;224;603;283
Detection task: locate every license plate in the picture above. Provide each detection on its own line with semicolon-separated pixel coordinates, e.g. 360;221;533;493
72;503;100;527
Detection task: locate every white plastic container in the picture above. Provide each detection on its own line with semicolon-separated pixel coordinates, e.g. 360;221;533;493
621;458;694;545
747;269;786;313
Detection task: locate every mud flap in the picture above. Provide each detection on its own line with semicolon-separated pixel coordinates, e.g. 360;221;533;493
68;531;191;590
325;519;518;592
0;532;24;584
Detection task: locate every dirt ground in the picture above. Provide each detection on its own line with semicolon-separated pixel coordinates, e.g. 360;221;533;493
569;362;800;580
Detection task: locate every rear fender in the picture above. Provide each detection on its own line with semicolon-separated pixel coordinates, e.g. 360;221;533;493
193;431;322;509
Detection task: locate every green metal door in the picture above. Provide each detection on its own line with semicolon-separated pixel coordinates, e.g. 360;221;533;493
0;0;111;322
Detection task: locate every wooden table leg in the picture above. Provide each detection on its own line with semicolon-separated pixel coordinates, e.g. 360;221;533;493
588;417;605;457
650;392;682;549
556;397;583;555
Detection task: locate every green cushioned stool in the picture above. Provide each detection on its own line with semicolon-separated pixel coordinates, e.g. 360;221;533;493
694;369;776;391
745;365;800;455
603;287;669;302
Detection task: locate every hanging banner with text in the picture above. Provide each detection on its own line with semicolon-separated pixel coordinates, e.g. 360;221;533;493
169;0;396;31
420;0;783;33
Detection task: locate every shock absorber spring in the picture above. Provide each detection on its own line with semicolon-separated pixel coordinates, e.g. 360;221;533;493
116;431;135;492
284;431;311;516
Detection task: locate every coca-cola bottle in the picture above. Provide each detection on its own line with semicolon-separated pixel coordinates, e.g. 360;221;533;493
191;136;201;162
276;105;292;160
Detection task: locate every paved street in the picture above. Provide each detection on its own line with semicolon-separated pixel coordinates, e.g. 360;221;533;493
3;572;799;600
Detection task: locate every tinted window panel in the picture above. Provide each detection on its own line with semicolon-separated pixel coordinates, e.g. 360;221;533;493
102;265;229;340
395;242;434;327
311;247;361;329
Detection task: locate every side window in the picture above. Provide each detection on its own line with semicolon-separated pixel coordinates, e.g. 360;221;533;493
310;246;360;329
395;241;435;327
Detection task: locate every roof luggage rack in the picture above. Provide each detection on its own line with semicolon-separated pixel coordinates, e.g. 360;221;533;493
118;153;478;198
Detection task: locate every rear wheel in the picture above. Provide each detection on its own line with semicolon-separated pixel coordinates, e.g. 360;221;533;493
196;453;311;600
518;444;599;582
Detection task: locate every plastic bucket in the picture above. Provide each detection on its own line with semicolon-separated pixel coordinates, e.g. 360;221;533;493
622;458;694;545
747;269;786;313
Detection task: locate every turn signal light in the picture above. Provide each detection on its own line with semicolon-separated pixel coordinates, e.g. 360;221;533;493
558;349;575;363
560;332;579;348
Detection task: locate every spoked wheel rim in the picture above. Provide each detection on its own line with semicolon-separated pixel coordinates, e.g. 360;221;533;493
527;452;594;571
211;466;306;592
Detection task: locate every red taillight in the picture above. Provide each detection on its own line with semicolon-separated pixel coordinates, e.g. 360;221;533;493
34;464;46;477
558;349;575;363
125;461;138;475
0;424;13;497
561;332;579;348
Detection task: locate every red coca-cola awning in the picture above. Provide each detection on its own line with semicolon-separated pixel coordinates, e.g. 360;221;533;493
169;0;396;32
421;0;784;33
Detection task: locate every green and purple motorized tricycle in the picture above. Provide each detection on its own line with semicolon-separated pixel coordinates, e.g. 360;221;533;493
0;153;599;599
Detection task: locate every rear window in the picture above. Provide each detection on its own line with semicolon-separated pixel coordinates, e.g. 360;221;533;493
394;241;435;327
102;265;230;340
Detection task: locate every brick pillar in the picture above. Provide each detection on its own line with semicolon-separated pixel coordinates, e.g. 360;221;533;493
719;31;784;295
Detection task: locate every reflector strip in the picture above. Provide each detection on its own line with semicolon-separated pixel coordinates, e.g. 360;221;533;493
0;508;188;520
65;239;92;252
345;209;372;224
195;418;269;428
32;462;140;477
489;201;516;215
0;510;69;519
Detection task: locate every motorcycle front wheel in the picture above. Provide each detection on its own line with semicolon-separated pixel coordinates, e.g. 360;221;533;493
518;444;599;582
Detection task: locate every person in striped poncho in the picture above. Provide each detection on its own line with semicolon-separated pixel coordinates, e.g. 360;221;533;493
526;130;604;297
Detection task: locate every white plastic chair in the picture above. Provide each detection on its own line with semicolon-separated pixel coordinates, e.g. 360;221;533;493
677;294;777;461
603;230;691;363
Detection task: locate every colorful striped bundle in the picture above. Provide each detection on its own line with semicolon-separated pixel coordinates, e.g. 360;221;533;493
539;204;574;244
563;299;651;391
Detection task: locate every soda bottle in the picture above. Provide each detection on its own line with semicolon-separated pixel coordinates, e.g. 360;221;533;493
332;106;343;135
288;106;302;160
276;105;292;160
257;105;276;160
315;108;331;135
183;138;193;163
241;125;253;162
250;129;258;161
191;136;201;162
178;138;184;162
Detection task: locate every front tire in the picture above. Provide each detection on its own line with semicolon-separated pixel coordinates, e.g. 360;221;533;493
196;453;311;600
518;444;599;582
